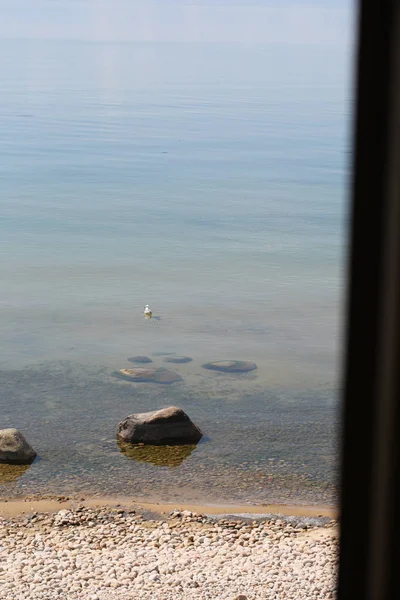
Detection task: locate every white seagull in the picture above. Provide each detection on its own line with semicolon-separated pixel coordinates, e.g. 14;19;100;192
144;304;152;317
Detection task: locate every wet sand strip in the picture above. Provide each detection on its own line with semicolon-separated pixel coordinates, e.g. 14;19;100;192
0;495;337;519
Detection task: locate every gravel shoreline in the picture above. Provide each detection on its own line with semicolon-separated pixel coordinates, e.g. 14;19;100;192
0;505;338;599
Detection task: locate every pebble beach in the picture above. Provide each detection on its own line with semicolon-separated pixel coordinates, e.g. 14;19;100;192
0;504;338;600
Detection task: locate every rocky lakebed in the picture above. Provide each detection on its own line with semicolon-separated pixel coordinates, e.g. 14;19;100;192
0;354;340;598
0;355;338;507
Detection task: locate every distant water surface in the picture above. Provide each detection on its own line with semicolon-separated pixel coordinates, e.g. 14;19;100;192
0;40;351;504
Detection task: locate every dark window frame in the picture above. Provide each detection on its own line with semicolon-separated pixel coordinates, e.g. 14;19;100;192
338;0;400;598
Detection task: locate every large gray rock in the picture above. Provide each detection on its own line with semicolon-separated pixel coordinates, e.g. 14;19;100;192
117;406;203;445
0;428;37;464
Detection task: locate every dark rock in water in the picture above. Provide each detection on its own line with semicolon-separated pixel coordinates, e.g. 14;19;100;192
127;356;153;364
164;356;193;364
113;368;183;384
117;441;196;467
0;428;37;464
202;360;257;373
116;406;203;445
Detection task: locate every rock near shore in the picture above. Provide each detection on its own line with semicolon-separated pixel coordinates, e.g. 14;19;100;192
117;406;203;445
0;428;37;465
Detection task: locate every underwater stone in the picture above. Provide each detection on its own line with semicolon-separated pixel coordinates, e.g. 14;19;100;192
0;463;31;483
163;356;193;364
201;360;257;373
116;406;203;445
113;368;183;384
127;356;153;364
117;441;197;467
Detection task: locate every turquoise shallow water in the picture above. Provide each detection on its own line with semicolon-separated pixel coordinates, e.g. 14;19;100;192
0;40;350;504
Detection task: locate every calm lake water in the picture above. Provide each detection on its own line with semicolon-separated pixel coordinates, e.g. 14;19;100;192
0;40;351;505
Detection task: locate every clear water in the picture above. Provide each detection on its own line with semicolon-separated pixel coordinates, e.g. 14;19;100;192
0;40;351;504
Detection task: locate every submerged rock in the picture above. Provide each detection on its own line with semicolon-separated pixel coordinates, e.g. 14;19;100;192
113;368;183;384
202;360;257;373
163;356;193;364
0;463;31;483
116;406;203;445
117;441;196;467
127;356;153;364
0;428;37;465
